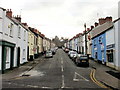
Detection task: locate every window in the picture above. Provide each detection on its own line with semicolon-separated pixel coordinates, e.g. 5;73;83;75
99;37;102;44
18;26;21;38
10;23;13;36
23;49;25;58
24;30;26;41
107;50;114;62
94;39;96;46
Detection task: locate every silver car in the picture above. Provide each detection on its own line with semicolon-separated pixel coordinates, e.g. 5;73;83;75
45;51;53;58
69;51;78;60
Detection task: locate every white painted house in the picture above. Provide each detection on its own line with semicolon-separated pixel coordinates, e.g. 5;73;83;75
114;18;120;71
0;7;28;73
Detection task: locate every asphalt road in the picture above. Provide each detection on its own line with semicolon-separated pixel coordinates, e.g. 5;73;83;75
2;49;104;90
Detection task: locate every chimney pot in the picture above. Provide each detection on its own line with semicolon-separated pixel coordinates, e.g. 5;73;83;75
94;22;98;27
87;28;90;31
91;26;94;30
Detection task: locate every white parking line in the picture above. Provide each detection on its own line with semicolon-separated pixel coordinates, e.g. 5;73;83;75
61;75;65;88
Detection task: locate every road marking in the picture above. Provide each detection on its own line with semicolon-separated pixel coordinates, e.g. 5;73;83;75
61;75;65;88
49;63;52;69
61;60;63;65
27;85;39;88
61;65;64;72
90;69;108;89
41;87;51;89
73;72;89;82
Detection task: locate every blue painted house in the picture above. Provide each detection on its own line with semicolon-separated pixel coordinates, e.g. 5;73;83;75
92;33;106;63
91;17;113;64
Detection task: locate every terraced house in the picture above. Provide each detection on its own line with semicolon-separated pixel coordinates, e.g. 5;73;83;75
0;8;28;73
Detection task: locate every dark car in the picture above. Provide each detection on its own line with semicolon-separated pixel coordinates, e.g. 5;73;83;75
75;55;89;67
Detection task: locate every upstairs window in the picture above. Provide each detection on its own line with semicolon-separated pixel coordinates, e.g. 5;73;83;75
99;37;102;44
24;30;26;41
10;23;13;36
18;26;21;38
94;39;96;46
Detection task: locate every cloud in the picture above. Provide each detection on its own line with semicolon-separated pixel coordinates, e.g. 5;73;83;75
0;0;119;38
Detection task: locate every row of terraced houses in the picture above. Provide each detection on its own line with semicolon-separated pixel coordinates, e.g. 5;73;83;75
64;17;120;71
0;7;56;74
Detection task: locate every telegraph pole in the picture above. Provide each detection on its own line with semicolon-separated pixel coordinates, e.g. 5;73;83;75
84;23;87;55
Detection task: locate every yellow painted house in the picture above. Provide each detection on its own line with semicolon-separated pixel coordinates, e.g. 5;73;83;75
37;32;44;56
28;27;35;61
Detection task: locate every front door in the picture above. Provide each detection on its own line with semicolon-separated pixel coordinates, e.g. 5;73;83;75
17;47;20;67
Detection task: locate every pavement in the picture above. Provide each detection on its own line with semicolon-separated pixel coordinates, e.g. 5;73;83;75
90;59;120;90
2;56;44;81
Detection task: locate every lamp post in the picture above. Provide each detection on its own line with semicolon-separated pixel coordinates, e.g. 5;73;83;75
84;23;87;55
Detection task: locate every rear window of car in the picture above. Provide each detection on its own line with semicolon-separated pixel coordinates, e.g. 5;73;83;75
47;51;52;53
80;56;88;60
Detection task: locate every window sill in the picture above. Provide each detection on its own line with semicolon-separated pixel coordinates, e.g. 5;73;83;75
5;33;8;36
0;32;3;34
18;37;21;39
9;35;13;38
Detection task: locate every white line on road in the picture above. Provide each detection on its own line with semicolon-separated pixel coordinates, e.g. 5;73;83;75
61;65;64;72
61;75;65;88
61;60;63;65
41;87;51;89
73;72;89;82
27;85;39;88
49;63;52;69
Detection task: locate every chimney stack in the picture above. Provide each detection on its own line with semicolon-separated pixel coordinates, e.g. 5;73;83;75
99;18;106;25
14;15;21;22
22;23;28;26
105;17;112;22
6;9;12;18
94;22;98;27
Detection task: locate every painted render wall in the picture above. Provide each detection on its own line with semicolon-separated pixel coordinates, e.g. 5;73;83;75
0;46;2;70
114;19;120;70
106;28;115;46
92;33;106;63
17;25;28;64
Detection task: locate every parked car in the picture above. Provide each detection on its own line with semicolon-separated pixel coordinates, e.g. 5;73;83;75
75;55;89;67
65;48;69;53
68;51;78;60
51;48;56;55
45;51;53;58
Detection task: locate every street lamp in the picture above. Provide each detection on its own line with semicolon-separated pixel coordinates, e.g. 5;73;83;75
84;23;87;55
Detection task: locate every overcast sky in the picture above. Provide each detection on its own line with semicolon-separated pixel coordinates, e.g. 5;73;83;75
0;0;119;39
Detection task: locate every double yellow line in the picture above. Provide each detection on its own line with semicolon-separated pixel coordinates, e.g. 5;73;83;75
90;69;111;89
